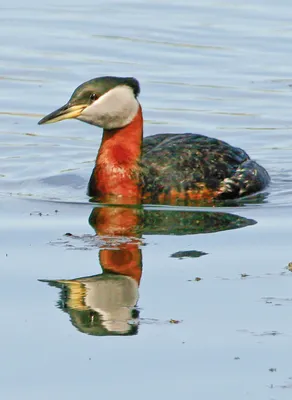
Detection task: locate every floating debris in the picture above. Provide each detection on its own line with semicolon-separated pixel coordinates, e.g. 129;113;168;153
171;250;207;259
30;211;43;216
255;330;281;337
29;211;50;217
188;277;202;282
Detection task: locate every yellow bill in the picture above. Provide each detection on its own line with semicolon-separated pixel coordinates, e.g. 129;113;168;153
38;104;86;125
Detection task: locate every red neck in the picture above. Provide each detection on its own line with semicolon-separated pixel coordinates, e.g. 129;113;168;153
92;106;143;200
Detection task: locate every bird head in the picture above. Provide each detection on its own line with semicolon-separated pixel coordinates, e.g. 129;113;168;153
38;76;140;130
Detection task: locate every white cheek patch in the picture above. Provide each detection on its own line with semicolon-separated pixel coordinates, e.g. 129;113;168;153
79;85;139;129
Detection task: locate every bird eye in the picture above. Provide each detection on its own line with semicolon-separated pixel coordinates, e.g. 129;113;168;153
90;93;98;101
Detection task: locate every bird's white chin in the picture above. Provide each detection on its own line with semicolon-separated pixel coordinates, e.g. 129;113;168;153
79;85;140;130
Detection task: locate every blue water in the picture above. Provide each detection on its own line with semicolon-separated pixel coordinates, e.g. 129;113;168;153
1;1;292;399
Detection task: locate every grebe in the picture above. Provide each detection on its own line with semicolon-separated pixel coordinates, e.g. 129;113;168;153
38;76;270;203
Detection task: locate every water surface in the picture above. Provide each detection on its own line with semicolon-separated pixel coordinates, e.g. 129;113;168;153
1;1;292;399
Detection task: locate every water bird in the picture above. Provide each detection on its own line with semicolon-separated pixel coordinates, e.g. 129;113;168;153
38;76;270;203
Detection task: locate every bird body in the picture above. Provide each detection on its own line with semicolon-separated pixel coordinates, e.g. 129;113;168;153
38;76;270;203
140;132;269;202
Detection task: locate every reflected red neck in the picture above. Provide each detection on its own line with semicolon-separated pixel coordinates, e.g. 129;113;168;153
99;247;142;285
92;106;143;199
90;207;143;285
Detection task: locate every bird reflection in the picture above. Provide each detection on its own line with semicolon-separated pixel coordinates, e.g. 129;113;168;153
41;205;256;337
42;205;142;336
